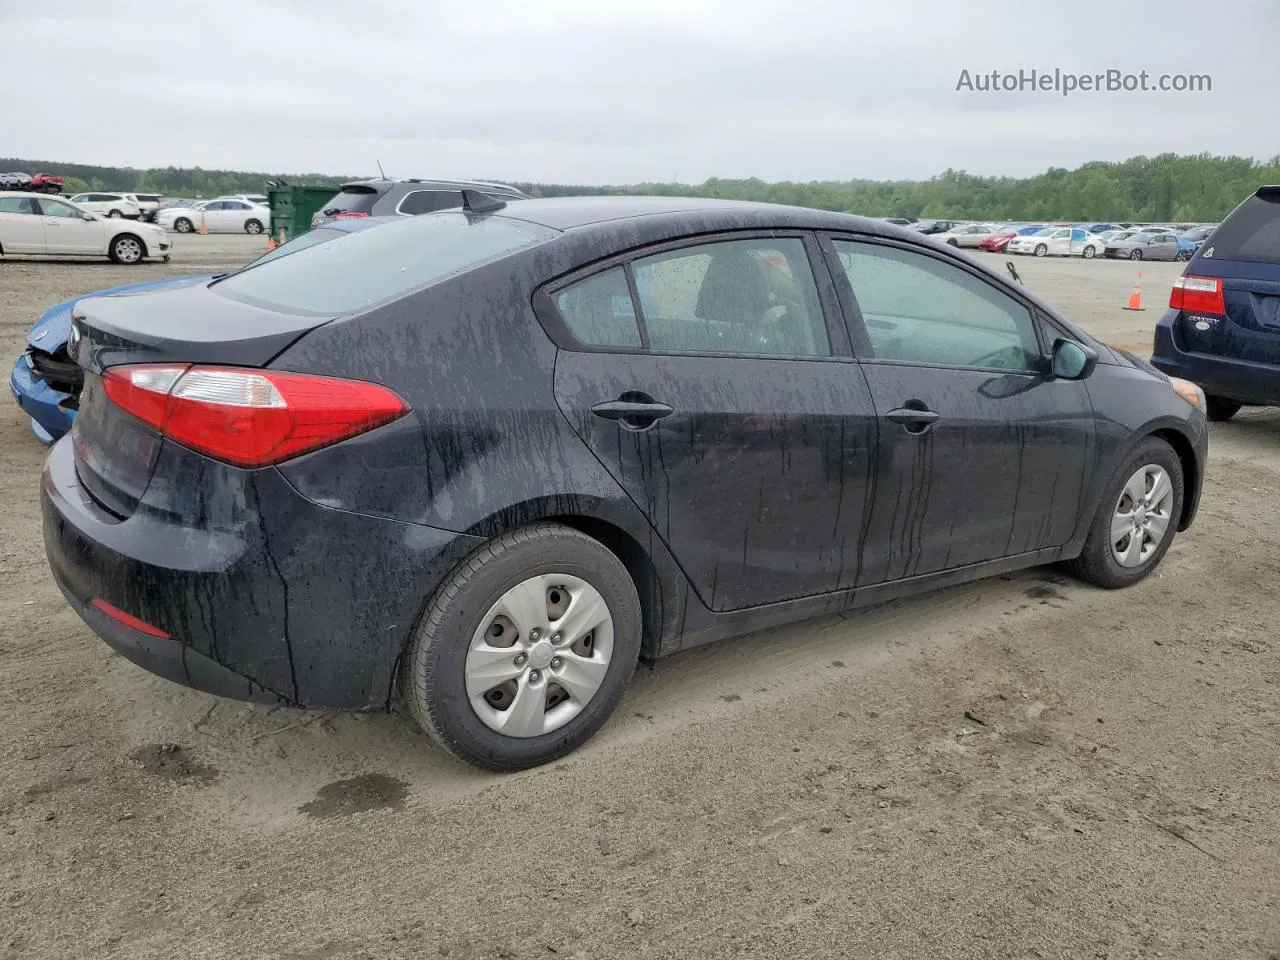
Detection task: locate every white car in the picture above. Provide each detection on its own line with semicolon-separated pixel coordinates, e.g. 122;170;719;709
67;192;141;219
1006;226;1105;258
934;223;994;248
157;198;269;235
0;192;170;264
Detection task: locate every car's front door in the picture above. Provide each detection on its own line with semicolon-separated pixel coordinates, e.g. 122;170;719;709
36;197;104;254
548;233;878;612
0;195;46;252
1150;234;1178;260
1046;228;1072;255
824;235;1095;584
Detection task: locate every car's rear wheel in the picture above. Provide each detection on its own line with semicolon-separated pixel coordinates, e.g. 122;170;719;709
1129;249;1143;260
174;217;193;233
1205;395;1242;422
404;522;642;771
244;219;263;235
107;209;122;218
109;234;145;265
1034;244;1047;257
1082;245;1096;258
1065;436;1183;589
1175;250;1191;261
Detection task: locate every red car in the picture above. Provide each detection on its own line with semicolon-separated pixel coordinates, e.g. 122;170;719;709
27;173;64;194
981;224;1044;252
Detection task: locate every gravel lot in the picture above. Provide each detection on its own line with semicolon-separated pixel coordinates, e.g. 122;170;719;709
2;238;1278;960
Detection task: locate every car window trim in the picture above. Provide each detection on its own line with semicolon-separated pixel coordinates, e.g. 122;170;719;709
817;231;1053;374
532;229;854;361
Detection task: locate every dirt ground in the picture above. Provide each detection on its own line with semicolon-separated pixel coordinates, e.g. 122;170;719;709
1;238;1278;960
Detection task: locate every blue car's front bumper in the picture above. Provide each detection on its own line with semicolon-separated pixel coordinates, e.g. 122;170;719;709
9;353;75;445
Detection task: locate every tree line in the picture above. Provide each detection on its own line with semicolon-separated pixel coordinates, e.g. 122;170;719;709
4;153;1277;222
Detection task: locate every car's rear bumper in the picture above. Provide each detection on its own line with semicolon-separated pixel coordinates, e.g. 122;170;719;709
9;354;74;444
1151;309;1280;406
41;436;483;710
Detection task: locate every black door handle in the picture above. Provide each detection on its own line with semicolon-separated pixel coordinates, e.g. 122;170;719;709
886;405;939;434
591;397;674;430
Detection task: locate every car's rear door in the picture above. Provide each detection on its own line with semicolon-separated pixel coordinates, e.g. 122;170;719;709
822;234;1094;584
0;195;46;252
548;232;879;612
1174;188;1280;388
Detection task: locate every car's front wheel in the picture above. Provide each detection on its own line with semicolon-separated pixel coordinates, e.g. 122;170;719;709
174;217;193;233
1066;436;1183;589
1129;249;1143;261
109;234;145;264
404;523;642;771
1034;244;1047;257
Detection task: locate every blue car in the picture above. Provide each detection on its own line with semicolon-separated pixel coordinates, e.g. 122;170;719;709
1152;185;1280;421
9;217;388;443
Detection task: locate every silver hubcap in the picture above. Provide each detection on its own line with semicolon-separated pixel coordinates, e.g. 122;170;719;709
115;238;142;262
465;574;614;738
1111;464;1173;568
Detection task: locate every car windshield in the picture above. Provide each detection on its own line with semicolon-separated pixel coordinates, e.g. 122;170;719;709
213;212;555;314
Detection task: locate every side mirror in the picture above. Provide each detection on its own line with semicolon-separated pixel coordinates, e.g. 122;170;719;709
1052;338;1098;380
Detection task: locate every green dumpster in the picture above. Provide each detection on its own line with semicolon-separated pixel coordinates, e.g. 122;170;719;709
267;185;339;244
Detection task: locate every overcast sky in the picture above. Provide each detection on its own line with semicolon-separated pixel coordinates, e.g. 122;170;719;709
4;0;1277;184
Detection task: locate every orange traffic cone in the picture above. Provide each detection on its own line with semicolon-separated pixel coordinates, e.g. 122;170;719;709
1123;272;1144;311
198;211;208;236
266;235;277;251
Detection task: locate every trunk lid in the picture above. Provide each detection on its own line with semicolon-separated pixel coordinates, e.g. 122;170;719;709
68;283;335;517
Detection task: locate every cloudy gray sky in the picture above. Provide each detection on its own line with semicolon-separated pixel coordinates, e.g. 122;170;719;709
4;0;1277;184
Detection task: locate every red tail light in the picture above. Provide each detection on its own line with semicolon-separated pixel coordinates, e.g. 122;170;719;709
91;598;171;639
102;364;409;468
1169;275;1225;314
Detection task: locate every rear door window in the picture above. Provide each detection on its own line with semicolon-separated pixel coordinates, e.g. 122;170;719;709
1203;194;1280;263
213;212;554;314
398;190;464;215
631;237;830;357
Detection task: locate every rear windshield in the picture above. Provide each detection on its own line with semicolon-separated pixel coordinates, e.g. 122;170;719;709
1203;194;1280;263
319;187;379;217
212;213;554;314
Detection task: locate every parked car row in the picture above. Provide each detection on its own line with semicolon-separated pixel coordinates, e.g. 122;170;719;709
0;171;65;193
880;217;1221;262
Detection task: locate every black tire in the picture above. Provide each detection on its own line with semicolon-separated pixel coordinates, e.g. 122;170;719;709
1065;436;1183;589
1082;245;1096;259
1175;250;1191;261
1205;395;1241;422
244;219;263;235
108;233;146;265
404;523;642;771
107;209;122;218
946;238;958;246
1129;249;1143;261
1034;244;1047;257
174;217;193;234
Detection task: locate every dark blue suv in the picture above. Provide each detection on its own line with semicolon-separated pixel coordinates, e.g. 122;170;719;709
1152;186;1280;421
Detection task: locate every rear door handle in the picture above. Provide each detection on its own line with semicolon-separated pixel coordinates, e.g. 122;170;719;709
591;398;674;429
886;405;940;433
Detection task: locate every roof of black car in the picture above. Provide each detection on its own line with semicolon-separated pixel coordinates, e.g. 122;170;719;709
494;194;875;233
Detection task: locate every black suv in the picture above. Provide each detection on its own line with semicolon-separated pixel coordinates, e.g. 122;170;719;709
311;178;528;227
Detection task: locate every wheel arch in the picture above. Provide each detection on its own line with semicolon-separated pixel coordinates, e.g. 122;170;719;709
458;497;687;661
112;231;149;258
1149;426;1199;531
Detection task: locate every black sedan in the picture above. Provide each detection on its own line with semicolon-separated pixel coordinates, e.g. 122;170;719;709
43;195;1208;771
